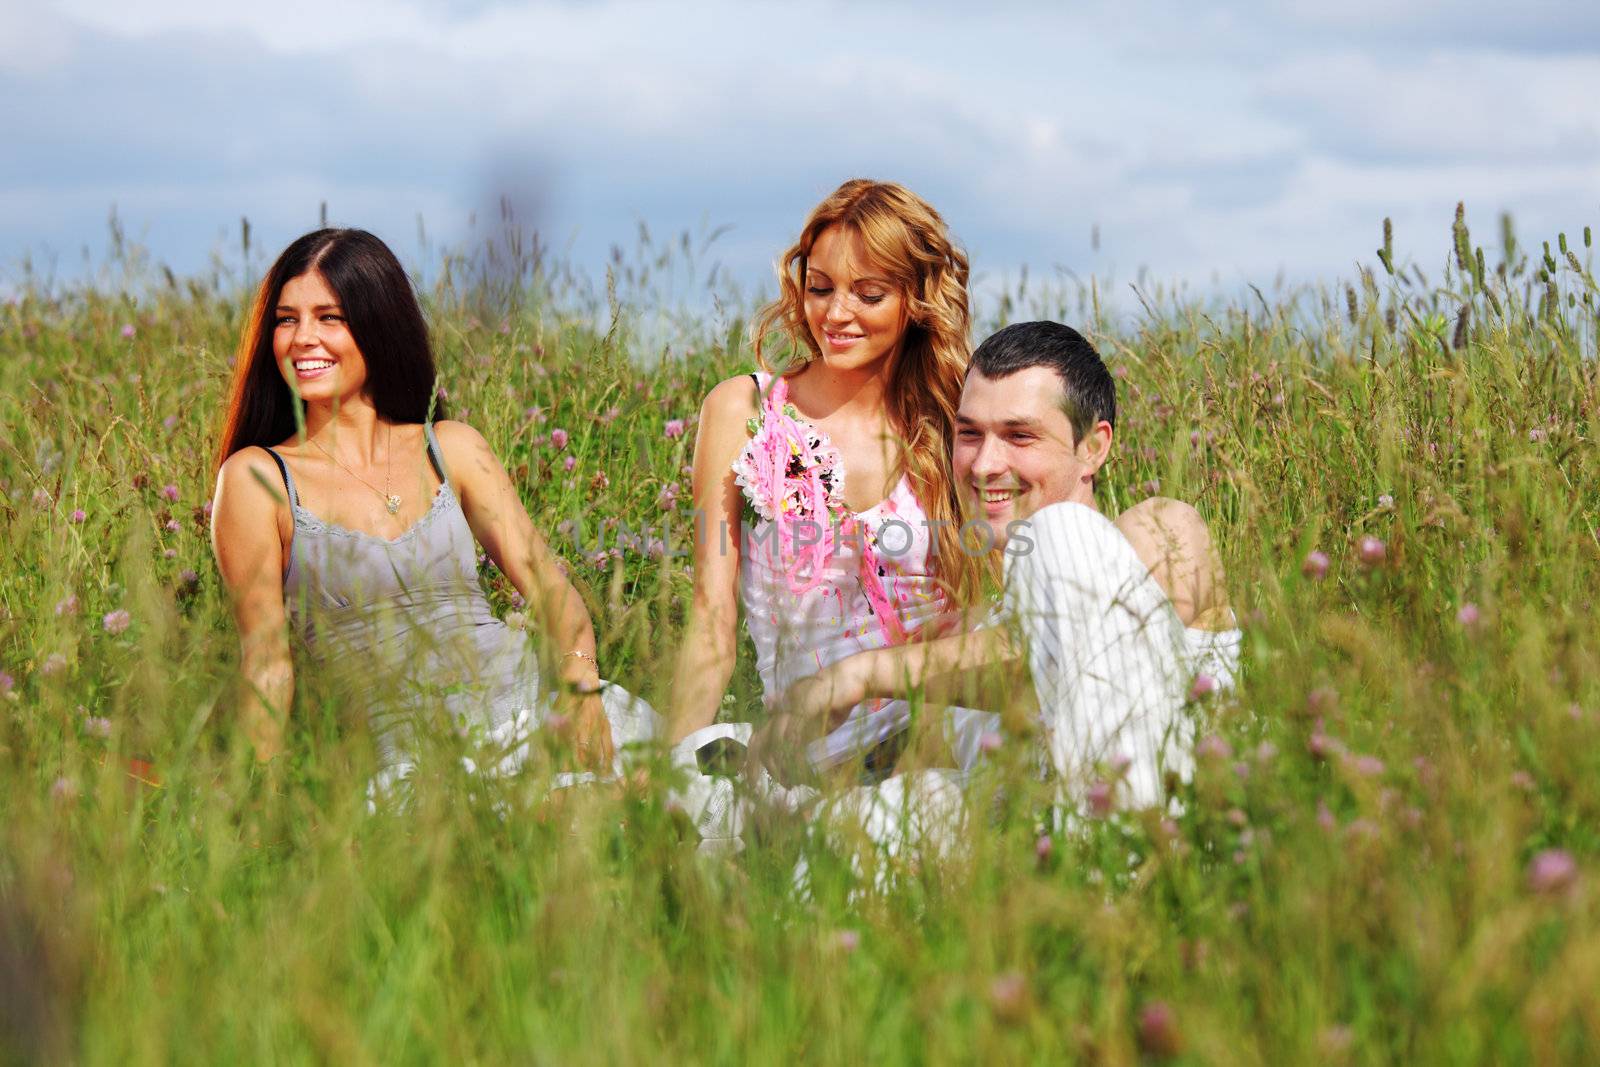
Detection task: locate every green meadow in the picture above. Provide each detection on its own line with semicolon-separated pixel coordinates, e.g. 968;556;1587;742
1;211;1596;1064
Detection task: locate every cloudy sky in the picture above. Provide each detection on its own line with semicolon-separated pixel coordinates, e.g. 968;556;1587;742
2;0;1596;302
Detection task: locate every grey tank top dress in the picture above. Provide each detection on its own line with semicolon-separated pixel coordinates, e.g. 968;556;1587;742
263;426;546;772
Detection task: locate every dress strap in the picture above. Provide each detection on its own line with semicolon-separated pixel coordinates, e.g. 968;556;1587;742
261;447;300;510
423;423;449;486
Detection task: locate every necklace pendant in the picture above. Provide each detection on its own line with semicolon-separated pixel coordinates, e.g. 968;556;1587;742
385;494;402;515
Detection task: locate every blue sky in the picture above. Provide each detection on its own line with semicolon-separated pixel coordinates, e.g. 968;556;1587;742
2;0;1596;302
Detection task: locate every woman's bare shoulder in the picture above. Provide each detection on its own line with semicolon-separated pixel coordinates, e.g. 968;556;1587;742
429;418;489;451
216;446;288;503
701;372;761;423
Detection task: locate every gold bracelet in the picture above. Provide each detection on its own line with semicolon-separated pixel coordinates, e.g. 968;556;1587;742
559;649;602;694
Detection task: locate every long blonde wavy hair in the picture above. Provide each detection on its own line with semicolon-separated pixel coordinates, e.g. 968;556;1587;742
752;178;989;607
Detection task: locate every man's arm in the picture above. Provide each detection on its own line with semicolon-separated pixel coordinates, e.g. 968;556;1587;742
1114;497;1234;630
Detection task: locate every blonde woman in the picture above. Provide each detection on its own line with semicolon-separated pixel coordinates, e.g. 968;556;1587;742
669;179;993;794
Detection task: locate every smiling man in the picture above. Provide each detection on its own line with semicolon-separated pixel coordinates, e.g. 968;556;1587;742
762;321;1240;815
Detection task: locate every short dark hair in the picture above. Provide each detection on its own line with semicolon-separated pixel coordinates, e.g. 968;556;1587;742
216;228;446;471
969;321;1115;442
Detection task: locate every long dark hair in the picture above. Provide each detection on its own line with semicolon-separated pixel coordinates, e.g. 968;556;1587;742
214;228;446;472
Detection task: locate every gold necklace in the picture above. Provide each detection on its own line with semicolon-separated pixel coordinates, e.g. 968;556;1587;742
311;423;402;514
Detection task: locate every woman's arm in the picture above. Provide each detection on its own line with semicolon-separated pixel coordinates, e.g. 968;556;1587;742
211;448;294;762
751;625;1030;778
434;420;613;767
667;376;758;742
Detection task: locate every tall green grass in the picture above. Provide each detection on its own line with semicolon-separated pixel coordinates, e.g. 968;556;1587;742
0;209;1596;1064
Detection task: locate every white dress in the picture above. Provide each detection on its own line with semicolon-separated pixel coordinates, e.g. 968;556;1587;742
732;370;995;771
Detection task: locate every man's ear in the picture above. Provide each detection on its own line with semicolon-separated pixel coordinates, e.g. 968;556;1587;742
1077;420;1114;476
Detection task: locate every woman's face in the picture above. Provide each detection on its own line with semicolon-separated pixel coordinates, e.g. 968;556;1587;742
803;224;908;373
272;270;368;406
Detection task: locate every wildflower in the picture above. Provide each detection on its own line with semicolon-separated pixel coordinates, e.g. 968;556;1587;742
1255;740;1278;763
83;716;112;739
1510;770;1534;792
599;406;620;425
657;482;680;510
179;569;199;590
70;508;86;524
1301;550;1329;580
1356;536;1385;567
590;471;610;492
1528;427;1546;443
551;428;569;450
1345;818;1379;842
1137;1000;1182;1058
1377;493;1394;510
1319;1024;1354;1056
161;483;180;502
54;594;79;616
1307;727;1343;761
978;730;1003;754
1188;673;1217;700
504;611;528;631
40;653;67;677
51;777;78;803
1347;754;1385;777
163;549;177;560
562;454;576;473
645;538;666;560
833;929;860;954
1107;751;1132;778
1196;734;1232;761
165;519;181;532
163;414;178;432
1528;849;1577;895
1456;602;1480;627
1086;780;1113;818
120;323;136;339
31;487;51;508
988;971;1028;1023
1307;686;1338;715
1142;478;1161;496
102;609;131;635
1226;807;1248;828
1035;834;1053;862
664;418;686;440
0;671;11;695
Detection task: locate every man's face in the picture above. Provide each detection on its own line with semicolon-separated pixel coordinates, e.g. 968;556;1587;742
952;366;1111;550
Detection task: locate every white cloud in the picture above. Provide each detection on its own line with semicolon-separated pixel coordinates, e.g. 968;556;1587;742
1260;50;1600;163
5;0;1597;298
0;0;75;75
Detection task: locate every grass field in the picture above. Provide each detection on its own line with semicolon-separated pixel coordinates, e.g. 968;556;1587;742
1;211;1597;1064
